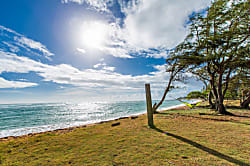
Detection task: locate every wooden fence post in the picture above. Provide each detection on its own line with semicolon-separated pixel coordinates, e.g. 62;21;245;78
145;83;154;128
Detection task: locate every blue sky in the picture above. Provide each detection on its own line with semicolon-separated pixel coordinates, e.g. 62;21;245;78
0;0;210;104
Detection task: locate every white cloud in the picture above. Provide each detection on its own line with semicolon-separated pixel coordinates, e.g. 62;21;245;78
63;0;210;59
76;48;86;54
0;25;54;60
93;62;107;68
2;41;20;53
0;50;203;99
61;0;112;12
93;62;115;71
0;51;46;74
99;46;133;58
99;58;104;62
72;20;133;58
0;25;21;36
153;65;167;71
0;77;37;88
17;78;28;81
122;0;210;49
146;51;168;59
62;0;84;4
103;66;115;71
93;63;102;68
1;13;205;99
14;36;54;57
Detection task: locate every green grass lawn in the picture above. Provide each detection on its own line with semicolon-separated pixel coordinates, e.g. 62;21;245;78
0;105;249;166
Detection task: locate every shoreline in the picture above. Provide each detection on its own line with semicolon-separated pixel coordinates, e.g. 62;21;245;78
2;101;249;165
0;103;192;141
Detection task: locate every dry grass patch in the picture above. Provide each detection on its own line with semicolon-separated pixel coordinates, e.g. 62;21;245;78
0;106;249;166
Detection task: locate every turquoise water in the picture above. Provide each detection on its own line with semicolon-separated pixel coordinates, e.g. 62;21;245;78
0;100;184;138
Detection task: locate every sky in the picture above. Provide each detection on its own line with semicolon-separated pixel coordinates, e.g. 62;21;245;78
0;0;210;104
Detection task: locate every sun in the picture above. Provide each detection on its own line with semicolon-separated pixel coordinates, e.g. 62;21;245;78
80;21;108;49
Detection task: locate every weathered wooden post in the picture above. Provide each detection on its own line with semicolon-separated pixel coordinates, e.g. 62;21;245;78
145;83;154;128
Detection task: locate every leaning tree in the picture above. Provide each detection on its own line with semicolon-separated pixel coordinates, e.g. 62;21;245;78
168;0;249;114
152;58;188;113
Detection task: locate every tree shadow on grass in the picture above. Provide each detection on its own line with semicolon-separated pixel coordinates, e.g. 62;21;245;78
160;111;250;118
198;112;250;118
158;112;250;126
152;126;249;166
181;114;250;126
198;105;246;110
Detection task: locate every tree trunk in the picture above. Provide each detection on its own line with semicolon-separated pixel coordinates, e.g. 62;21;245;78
152;76;173;113
240;95;250;109
208;90;215;109
215;100;226;113
214;73;233;115
152;64;179;113
214;99;234;115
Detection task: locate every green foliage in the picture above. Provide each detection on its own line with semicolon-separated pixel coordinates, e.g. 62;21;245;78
202;89;210;96
166;0;249;114
224;68;250;100
187;91;206;99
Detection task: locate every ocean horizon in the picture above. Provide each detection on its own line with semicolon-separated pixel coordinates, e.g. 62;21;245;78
0;100;188;138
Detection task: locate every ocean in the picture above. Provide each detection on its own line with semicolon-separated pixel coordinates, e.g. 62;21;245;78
0;100;185;138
